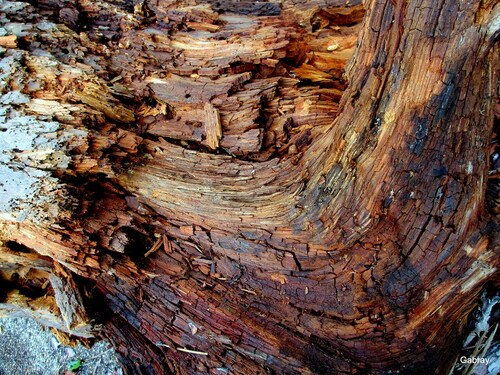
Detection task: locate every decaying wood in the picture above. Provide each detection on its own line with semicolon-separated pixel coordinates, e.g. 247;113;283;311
0;35;17;48
203;102;222;150
0;242;92;338
49;263;90;333
0;0;499;374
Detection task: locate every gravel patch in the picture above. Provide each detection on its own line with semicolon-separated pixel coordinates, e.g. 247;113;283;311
0;317;122;375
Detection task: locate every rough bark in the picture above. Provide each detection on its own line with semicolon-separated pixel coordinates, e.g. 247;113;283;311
0;0;499;374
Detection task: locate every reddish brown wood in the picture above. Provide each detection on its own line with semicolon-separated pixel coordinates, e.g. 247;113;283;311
0;0;498;374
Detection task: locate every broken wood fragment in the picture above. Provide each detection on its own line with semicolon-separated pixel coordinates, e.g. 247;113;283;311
0;35;17;48
0;0;498;374
49;263;90;333
163;235;172;254
144;236;163;258
176;347;208;356
204;102;222;150
73;83;135;124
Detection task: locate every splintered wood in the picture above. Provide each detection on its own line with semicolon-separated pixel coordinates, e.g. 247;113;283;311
0;35;17;48
0;2;365;371
49;263;90;333
0;242;93;338
2;0;497;374
100;3;360;158
204;102;222;149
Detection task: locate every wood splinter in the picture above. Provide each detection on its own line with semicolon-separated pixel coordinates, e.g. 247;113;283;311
144;235;163;257
0;0;498;373
162;234;172;253
204;102;222;149
240;288;257;295
0;35;17;48
176;347;209;356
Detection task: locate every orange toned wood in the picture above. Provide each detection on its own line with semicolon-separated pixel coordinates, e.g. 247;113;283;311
0;0;498;374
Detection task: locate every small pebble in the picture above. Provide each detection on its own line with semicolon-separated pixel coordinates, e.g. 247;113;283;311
0;317;122;375
66;347;76;357
51;336;61;349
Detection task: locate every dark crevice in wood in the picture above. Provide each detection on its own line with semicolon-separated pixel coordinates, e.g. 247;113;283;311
4;241;34;254
0;277;48;301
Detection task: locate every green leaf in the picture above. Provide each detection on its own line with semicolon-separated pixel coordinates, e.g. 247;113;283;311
67;359;82;371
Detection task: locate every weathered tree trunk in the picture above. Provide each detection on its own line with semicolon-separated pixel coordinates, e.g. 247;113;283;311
0;0;498;374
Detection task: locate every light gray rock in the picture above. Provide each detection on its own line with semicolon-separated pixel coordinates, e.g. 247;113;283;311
0;317;122;375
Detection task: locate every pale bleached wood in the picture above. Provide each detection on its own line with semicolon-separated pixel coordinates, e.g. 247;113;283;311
204;102;222;150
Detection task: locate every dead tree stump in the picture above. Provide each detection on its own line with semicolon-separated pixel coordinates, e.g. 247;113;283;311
0;0;499;373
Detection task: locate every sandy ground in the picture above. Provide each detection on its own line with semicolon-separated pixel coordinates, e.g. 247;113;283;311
0;317;122;375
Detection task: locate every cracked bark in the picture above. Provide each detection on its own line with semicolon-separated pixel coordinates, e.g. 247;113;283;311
0;0;499;374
